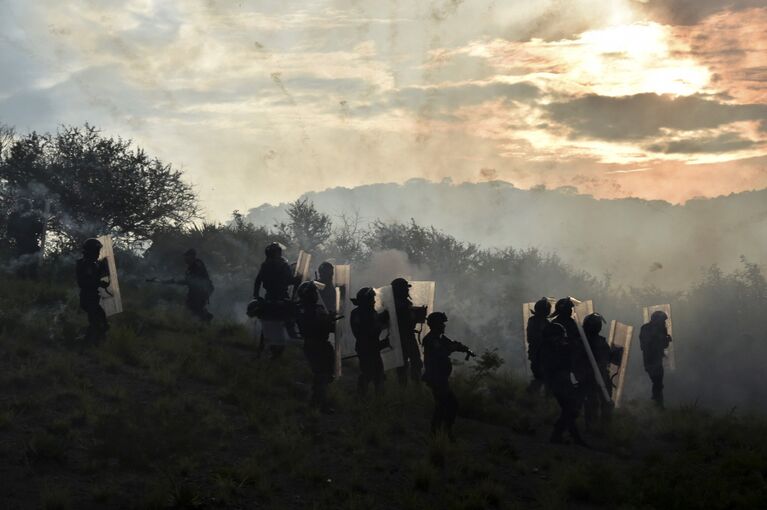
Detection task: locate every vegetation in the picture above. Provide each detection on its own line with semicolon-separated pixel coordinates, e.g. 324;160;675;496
1;273;766;509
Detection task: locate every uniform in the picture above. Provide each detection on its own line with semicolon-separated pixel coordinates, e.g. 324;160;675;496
640;318;671;407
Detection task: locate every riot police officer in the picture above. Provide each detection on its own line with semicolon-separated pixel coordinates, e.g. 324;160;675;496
295;281;336;413
316;261;337;314
540;321;586;446
350;287;390;396
76;238;109;343
391;278;423;385
183;249;214;322
640;311;672;408
421;312;474;441
526;298;551;394
253;242;294;358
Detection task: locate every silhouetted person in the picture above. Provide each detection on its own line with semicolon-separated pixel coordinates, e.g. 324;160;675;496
422;312;473;441
540;322;586;446
526;298;551;394
316;261;337;314
295;281;336;413
581;313;612;431
182;249;214;322
640;311;672;408
391;278;423;385
6;198;43;278
350;287;390;396
253;242;294;358
551;297;590;388
76;238;109;343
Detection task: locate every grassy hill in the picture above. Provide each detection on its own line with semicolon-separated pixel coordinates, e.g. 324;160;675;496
1;274;766;509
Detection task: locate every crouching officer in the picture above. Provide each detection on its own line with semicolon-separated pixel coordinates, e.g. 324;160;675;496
541;322;586;446
76;238;110;343
582;313;613;431
421;312;474;441
526;298;551;394
640;311;672;408
350;287;390;396
391;278;423;386
295;281;336;413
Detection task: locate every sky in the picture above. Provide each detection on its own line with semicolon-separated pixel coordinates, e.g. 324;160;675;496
1;0;766;219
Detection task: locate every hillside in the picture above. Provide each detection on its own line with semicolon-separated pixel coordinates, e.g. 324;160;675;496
2;274;766;509
245;180;767;290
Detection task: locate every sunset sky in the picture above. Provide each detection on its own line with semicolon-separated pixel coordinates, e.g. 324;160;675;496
1;0;766;219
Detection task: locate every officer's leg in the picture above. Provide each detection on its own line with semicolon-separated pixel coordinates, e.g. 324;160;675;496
373;353;385;394
583;384;598;431
410;353;423;383
397;360;409;386
444;386;458;440
429;383;445;434
357;354;371;396
550;387;568;443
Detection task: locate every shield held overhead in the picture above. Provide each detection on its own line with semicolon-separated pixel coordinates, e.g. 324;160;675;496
96;235;123;317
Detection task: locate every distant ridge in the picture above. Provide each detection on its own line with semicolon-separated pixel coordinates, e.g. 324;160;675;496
246;179;767;289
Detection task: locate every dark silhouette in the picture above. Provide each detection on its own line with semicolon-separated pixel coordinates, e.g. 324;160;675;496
391;278;423;385
540;321;586;446
295;281;336;413
253;242;294;358
581;313;613;431
526;298;551;394
316;261;336;313
640;311;672;408
350;287;390;396
421;312;474;441
182;249;214;322
6;198;43;278
75;238;109;343
551;298;590;388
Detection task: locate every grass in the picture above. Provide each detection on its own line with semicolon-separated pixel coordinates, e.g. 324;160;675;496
2;273;767;509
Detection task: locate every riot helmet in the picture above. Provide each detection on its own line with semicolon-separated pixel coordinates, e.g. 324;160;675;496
551;297;574;318
318;261;334;282
82;238;103;256
265;242;285;258
426;311;448;327
651;310;668;323
532;298;552;317
351;287;376;306
297;281;319;304
583;313;606;335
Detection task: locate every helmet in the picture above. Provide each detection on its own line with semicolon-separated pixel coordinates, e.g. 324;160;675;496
426;311;448;327
297;281;319;304
82;238;103;254
318;261;334;280
391;277;411;290
533;298;552;316
583;313;606;335
551;297;574;317
265;242;285;257
351;287;375;306
651;310;668;322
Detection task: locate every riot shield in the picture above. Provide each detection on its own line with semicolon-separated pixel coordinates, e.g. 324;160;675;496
332;264;353;376
571;299;612;404
643;304;675;371
374;285;404;371
294;250;312;282
409;281;436;355
607;320;634;408
96;235;123;317
521;297;557;374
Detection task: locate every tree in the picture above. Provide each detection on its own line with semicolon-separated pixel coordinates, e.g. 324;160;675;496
276;198;332;251
0;124;198;250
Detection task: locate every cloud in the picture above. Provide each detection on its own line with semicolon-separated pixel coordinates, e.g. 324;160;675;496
546;93;767;140
646;132;758;154
637;0;766;25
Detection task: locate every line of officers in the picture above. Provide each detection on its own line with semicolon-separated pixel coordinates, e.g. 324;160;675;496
526;298;672;445
74;239;475;440
247;242;475;440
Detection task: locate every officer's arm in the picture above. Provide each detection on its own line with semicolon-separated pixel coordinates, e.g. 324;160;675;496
253;269;263;298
